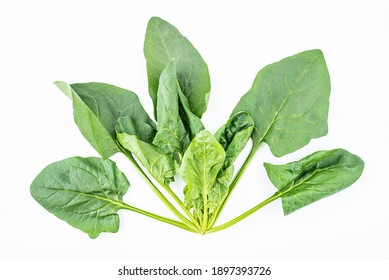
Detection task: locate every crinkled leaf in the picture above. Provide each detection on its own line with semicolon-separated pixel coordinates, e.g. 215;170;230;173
30;157;129;238
215;111;254;169
144;17;211;118
55;81;155;159
117;132;178;186
208;166;234;215
264;149;364;215
208;112;255;213
180;130;225;222
153;60;190;154
232;50;330;157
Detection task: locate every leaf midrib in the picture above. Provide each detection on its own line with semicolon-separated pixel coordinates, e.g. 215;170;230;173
40;186;126;211
254;54;320;149
255;89;291;148
277;164;341;197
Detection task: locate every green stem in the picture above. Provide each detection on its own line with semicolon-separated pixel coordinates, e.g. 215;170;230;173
120;202;197;233
121;148;198;232
206;191;280;234
161;184;201;230
208;147;258;228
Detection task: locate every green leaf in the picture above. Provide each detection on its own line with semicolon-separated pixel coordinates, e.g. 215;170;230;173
72;92;119;158
116;116;156;144
55;81;155;159
153;60;190;154
152;60;205;155
215;111;255;169
117;132;178;186
180;130;225;224
206;112;255;217
264;149;364;215
208;165;234;215
232;49;331;157
144;17;211;118
30;157;130;238
178;89;204;138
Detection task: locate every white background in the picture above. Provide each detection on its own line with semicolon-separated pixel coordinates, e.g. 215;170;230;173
1;0;388;265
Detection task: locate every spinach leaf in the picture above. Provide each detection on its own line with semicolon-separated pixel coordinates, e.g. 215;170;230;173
208;166;234;216
153;60;190;154
215;111;255;169
180;130;225;230
30;157;129;238
116;116;156;144
144;17;211;118
153;60;205;156
55;81;155;159
117;130;178;186
232;50;330;157
177;88;204;139
264;149;364;215
207;112;255;221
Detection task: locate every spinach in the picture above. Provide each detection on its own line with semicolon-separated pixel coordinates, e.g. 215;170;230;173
264;149;364;215
31;17;364;237
232;49;330;157
144;17;211;118
180;130;226;232
31;157;129;238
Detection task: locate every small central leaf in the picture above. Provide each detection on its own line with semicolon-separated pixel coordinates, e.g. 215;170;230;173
180;130;225;225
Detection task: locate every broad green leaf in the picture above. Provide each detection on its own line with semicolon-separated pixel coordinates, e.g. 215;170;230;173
232;50;330;157
180;130;225;222
153;60;190;154
215;111;255;169
72;92;119;157
264;149;364;215
30;157;129;238
144;17;211;118
117;132;178;185
55;81;155;159
116;116;156;144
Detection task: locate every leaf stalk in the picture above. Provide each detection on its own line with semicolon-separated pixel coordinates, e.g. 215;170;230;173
206;192;280;234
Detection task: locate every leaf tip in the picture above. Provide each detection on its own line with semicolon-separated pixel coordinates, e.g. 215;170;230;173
303;49;325;59
147;16;168;27
54;81;73;100
88;232;100;239
149;16;162;22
